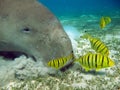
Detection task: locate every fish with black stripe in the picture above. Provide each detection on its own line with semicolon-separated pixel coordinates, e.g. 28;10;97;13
47;51;74;69
81;34;109;56
100;16;111;29
75;53;114;71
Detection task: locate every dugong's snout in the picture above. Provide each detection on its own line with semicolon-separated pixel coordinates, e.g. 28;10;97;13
29;23;73;63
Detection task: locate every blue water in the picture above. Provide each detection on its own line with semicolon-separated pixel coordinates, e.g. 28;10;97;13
39;0;120;16
38;0;120;39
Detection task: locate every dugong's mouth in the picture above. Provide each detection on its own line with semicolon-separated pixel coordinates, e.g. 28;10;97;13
0;41;37;61
0;51;36;61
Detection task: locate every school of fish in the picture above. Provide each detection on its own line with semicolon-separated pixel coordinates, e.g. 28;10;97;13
78;34;114;71
47;33;114;72
47;17;114;72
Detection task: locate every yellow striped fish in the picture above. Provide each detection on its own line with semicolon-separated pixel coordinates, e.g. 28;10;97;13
76;53;114;71
81;34;109;56
47;52;74;69
100;16;106;29
104;16;111;24
100;16;111;29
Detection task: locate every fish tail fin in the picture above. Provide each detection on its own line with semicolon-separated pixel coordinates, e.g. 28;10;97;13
80;33;92;40
74;58;79;62
109;60;115;67
104;17;111;24
68;50;75;61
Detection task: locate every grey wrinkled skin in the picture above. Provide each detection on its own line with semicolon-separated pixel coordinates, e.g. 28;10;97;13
0;0;73;65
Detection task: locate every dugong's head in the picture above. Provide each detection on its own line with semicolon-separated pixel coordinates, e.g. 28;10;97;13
0;0;73;66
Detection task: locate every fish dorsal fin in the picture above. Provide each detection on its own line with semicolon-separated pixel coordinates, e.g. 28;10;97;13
93;37;101;41
86;52;94;55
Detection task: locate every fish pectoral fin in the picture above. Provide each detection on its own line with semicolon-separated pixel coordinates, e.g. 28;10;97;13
96;68;101;71
96;65;101;71
84;67;90;72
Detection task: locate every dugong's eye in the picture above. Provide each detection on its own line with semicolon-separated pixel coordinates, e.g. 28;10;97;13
22;27;31;33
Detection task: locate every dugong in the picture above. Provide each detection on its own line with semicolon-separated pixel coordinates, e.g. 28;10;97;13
0;0;73;68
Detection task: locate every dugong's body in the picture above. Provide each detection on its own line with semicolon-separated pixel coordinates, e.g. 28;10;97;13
0;0;72;66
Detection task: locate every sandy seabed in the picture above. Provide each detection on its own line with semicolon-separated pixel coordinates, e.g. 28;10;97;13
1;13;120;90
